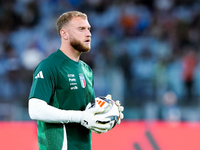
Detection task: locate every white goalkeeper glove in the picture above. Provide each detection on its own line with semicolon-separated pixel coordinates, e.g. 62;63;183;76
81;106;111;134
105;94;124;125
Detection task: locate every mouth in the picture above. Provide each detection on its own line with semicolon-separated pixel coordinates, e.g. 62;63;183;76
84;39;91;43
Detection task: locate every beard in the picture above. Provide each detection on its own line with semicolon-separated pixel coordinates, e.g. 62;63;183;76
69;35;90;53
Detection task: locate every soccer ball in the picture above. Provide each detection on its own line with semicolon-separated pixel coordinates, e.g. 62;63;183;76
86;96;120;130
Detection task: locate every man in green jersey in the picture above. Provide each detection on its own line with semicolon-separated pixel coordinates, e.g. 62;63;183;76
28;11;124;150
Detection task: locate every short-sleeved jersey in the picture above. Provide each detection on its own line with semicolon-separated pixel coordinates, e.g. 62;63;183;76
29;49;95;150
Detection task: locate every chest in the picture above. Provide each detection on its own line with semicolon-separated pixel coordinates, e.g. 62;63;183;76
57;64;92;92
53;63;93;110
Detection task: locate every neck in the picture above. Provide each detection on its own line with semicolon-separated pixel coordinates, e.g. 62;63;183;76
60;44;81;62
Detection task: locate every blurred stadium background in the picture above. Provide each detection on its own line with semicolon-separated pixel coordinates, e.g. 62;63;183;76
1;0;200;149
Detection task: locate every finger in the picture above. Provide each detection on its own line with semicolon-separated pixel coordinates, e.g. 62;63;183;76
120;106;124;112
116;100;121;106
92;127;108;133
96;117;111;124
91;129;102;134
85;102;92;109
117;119;121;125
96;117;111;122
120;112;124;119
93;122;111;130
96;120;110;124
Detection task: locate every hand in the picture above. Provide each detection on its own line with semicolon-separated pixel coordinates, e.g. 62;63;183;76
81;106;111;134
115;100;124;124
106;94;124;125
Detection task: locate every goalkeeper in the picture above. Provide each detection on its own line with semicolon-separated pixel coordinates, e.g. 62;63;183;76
28;11;124;150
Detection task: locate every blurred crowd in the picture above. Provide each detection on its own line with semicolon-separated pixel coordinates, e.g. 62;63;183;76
1;0;200;121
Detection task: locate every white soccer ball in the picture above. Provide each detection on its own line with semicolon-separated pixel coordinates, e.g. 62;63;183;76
86;96;120;130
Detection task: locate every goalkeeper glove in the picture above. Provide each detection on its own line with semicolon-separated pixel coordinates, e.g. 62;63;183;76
81;106;111;134
105;94;124;125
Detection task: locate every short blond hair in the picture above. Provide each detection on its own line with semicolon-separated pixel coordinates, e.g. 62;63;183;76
56;11;87;37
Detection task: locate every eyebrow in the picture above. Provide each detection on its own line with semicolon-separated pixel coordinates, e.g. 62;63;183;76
78;26;91;30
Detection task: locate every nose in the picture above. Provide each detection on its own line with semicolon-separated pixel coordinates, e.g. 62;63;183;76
86;29;91;37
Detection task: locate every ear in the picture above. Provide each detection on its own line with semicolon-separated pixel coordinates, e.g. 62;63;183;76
60;29;68;40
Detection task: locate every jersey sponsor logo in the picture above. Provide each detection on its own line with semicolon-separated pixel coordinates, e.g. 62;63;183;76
70;83;77;85
79;73;86;88
68;74;75;77
71;86;78;90
68;74;78;90
69;78;76;82
35;71;44;79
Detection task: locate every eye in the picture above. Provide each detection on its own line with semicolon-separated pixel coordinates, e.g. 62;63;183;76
79;27;84;31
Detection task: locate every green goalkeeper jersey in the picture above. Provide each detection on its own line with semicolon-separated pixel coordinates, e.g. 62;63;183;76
29;49;95;150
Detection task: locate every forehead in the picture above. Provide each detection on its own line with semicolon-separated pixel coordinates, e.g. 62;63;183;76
68;17;90;28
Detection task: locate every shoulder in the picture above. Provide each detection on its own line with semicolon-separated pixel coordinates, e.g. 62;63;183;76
33;51;65;77
37;51;65;70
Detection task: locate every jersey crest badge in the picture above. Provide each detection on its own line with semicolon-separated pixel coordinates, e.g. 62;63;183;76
79;73;86;88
